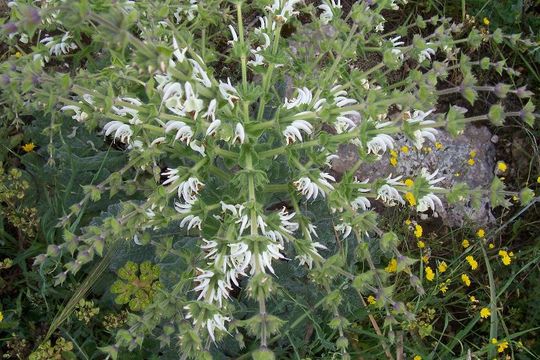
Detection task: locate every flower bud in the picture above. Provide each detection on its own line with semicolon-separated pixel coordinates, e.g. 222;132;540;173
1;74;10;86
3;22;18;34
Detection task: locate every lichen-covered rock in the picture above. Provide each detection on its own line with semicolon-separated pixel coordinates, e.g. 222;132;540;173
332;125;497;226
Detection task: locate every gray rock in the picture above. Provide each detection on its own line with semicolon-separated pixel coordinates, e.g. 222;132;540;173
332;125;497;227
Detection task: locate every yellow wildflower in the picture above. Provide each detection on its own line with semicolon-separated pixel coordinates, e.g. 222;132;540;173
470;296;478;303
390;157;398;167
413;356;422;360
422;255;429;263
488;243;494;249
480;307;491;319
470;150;477;158
414;224;423;238
15;51;22;58
491;338;498;344
0;311;3;322
461;273;471;287
439;281;449;294
483;17;490;26
435;142;443;150
467;158;475;166
425;266;435;281
401;145;409;154
405;192;417;206
417;240;425;249
537;176;540;183
405;219;412;225
476;228;485;238
390;150;398;158
498;340;509;353
497;161;507;172
498;250;512;265
367;295;376;305
404;178;414;187
462;239;470;248
466;255;478;270
385;258;397;273
22;143;36;152
437;261;448;273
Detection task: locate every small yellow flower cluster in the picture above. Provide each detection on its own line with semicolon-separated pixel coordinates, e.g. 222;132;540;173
497;161;507;173
22;142;36;153
401;145;409;154
498;250;514;266
405;192;416;206
491;338;509;353
389;149;398;167
0;310;3;322
439;279;450;294
476;228;485;238
367;295;376;305
483;17;490;26
414;224;423;238
435;142;443;150
462;239;470;248
480;307;491;318
467;150;477;166
425;266;435;281
417;240;425;249
466;255;478;270
437;261;447;273
413;356;422;360
385;258;397;273
461;273;471;287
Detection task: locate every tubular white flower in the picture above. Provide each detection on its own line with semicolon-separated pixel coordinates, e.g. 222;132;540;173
334;111;359;134
377;184;405;206
206;119;221;137
351;196;371;211
318;0;341;25
174;201;192;214
165;120;193;144
189;58;212;88
192;269;230;307
190;140;206;156
335;222;353;238
172;37;187;63
417;193;443;213
40;32;77;56
180;214;202;231
228;25;238;44
418;46;436;63
184;82;205;117
296;242;327;269
233;123;245;144
422;168;445;186
102;121;133;143
175;177;204;204
294;173;335;200
407;109;438;149
204;99;217;120
266;0;302;22
60;105;88;122
284;87;313;109
219;78;240;108
277;207;299;233
283;119;313;144
389;35;405;47
252;241;285;275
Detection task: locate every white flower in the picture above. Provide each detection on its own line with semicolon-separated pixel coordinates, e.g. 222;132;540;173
102;121;133;143
40;32;77;56
171;37;187;63
229;242;251;273
233;123;245;144
189;58;212;88
219;78;240;107
206;119;221;137
266;0;302;22
334;111;359;134
296;242;327;269
418;46;436;63
190;140;206;156
389;36;405;47
174;201;192;214
377;183;404;206
248;52;265;67
228;25;238;44
252;241;285;275
391;48;404;61
417;193;443;213
375;22;385;32
192;269;230;307
406;109;438;149
184;82;205;117
283;120;313;144
331;85;357;107
174;0;198;23
294;173;335;200
165;120;193;144
277;207;299;233
318;0;341;25
203;99;217;120
367;133;394;156
60;105;88;122
284;87;313;109
180;214;202;231
351;196;371;211
335;222;353;238
173;177;204;204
